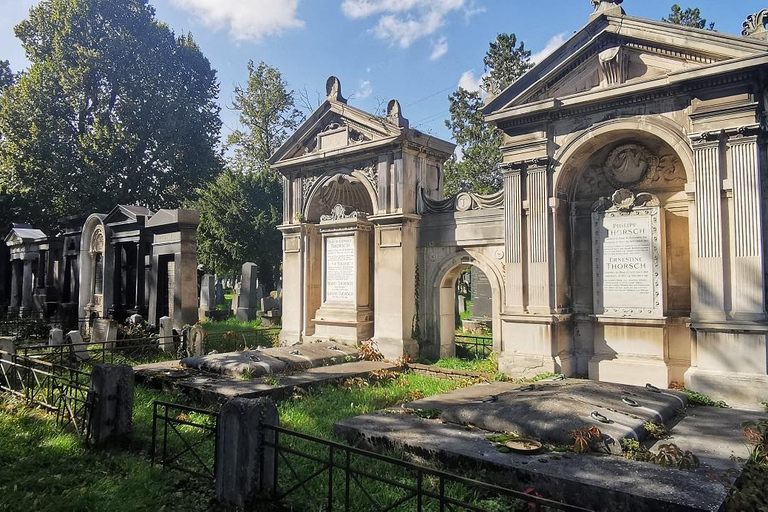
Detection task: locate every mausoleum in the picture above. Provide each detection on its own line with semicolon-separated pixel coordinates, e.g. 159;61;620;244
273;2;768;405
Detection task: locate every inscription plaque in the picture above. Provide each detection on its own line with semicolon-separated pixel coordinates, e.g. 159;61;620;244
592;207;664;317
324;236;356;303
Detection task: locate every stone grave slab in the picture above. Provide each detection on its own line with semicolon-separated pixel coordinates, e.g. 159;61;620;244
438;381;686;453
92;319;117;349
335;380;758;512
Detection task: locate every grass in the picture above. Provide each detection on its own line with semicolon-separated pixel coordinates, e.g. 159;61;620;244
200;316;263;333
279;372;468;438
215;292;232;311
432;356;498;374
0;388;214;512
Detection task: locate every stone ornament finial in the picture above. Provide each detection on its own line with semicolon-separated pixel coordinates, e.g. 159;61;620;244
326;76;347;104
743;9;768;39
590;0;625;19
386;99;409;129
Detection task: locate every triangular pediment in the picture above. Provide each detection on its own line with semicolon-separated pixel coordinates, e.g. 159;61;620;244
4;227;46;246
103;205;152;226
270;99;404;168
484;14;768;116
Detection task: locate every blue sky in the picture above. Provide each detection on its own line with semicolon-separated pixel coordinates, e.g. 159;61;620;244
1;0;766;146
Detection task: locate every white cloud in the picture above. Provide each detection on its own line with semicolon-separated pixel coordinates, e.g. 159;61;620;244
355;79;373;99
530;32;567;65
341;0;469;48
169;0;304;41
458;70;482;92
430;36;448;60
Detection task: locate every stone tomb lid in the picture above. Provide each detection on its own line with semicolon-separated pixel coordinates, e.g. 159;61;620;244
426;380;687;453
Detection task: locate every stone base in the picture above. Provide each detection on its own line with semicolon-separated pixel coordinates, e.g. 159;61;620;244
498;352;575;379
375;336;419;361
235;307;257;322
589;356;671;389
312;319;373;345
198;308;216;322
684;368;768;408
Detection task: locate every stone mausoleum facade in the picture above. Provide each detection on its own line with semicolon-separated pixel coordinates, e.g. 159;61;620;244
2;206;199;331
274;2;768;405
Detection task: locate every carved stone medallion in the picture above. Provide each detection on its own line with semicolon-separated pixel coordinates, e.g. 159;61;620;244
604;144;659;189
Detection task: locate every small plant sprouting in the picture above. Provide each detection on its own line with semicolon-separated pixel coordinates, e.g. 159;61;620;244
643;421;669;439
263;375;280;386
568;426;603;454
655;443;700;470
358;339;384;362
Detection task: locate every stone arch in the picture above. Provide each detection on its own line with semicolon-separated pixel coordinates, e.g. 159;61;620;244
553;116;694;198
427;249;505;359
303;168;378;222
78;214;112;323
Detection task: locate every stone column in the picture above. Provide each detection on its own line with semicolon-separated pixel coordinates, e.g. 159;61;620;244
20;259;33;316
278;224;306;345
9;260;20;314
371;214;420;360
727;132;765;321
135;242;146;314
37;250;46;288
111;242;122;314
525;161;551;313
503;166;525;311
689;135;726;320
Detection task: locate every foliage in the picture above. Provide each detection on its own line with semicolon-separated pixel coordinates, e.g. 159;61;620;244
679;387;728;408
662;4;715;30
444;33;533;196
0;391;213;512
568;426;604;454
227;60;304;172
621;438;655;462
190;167;282;286
117;319;157;340
742;419;768;466
358;339;385;361
727;461;768;511
643;421;669;439
0;60;13;90
0;0;223;231
654;443;700;469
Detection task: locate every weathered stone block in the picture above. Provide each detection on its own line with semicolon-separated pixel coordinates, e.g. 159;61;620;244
215;398;278;507
88;364;134;446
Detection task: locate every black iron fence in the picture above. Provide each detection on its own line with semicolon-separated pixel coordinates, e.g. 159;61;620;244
151;401;219;481
259;424;589;512
0;349;91;436
18;335;181;368
455;335;493;360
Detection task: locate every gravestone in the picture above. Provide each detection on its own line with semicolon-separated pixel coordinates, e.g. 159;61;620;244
457;295;466;314
231;281;241;315
259;295;283;327
470;267;493;319
67;331;89;361
188;324;206;357
49;328;64;346
215;278;225;305
236;263;259;321
158;316;175;352
199;274;216;320
92;319;118;350
592;192;664;317
129;314;144;325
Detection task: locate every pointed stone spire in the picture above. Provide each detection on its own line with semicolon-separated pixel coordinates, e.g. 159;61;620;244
590;0;624;20
325;76;347;104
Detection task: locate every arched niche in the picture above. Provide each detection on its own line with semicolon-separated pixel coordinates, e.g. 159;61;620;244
304;170;377;223
78;215;112;323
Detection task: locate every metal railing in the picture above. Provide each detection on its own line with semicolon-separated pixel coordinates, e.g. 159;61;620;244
0;349;91;436
18;335;181;367
260;424;590;512
151;401;219;481
455;335;493;360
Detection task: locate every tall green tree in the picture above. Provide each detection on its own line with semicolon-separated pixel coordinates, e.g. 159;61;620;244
444;33;533;195
227;60;304;173
192;169;282;288
193;62;303;288
663;4;715;30
0;0;223;230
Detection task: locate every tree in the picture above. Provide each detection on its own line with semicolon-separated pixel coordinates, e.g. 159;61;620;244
227;60;304;173
0;0;223;230
194;62;303;288
662;4;715;30
0;61;13;90
191;169;282;289
444;33;533;195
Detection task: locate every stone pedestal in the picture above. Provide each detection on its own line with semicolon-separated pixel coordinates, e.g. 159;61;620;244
87;364;134;447
311;208;373;345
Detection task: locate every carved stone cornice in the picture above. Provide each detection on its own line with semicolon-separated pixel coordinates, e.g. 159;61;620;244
500;157;551;173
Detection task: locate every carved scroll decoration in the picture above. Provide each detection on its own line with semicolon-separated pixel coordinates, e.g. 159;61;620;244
420;189;505;214
743;9;768;39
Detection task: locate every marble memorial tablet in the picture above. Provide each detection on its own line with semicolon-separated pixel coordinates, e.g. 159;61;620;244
324;235;356;303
